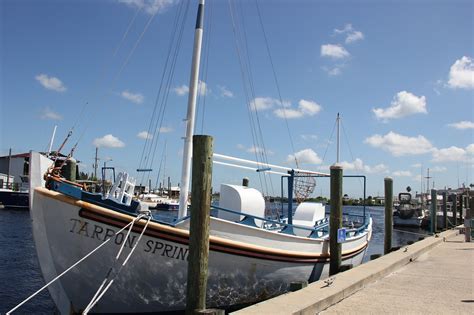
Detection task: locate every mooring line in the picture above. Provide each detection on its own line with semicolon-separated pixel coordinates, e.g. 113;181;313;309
6;214;147;315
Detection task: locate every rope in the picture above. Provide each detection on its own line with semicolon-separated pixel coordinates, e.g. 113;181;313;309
6;214;147;314
83;213;151;314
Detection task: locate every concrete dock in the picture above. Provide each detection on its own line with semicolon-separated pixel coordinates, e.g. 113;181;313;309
233;229;473;315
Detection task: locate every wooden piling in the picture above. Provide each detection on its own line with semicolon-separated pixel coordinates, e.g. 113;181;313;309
186;135;213;315
329;164;343;276
384;177;393;255
465;195;472;242
430;189;437;234
442;192;447;230
452;194;458;226
458;195;463;222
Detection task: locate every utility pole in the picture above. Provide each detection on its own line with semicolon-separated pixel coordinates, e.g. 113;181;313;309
93;147;99;180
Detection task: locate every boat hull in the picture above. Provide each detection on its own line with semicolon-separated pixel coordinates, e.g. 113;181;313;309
31;187;369;313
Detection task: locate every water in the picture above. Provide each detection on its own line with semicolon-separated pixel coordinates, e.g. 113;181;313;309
0;206;428;313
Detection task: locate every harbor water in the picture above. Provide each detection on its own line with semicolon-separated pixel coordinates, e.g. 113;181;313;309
0;205;428;313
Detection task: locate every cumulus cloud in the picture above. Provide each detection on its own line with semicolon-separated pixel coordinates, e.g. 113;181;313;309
173;85;189;96
237;144;274;155
40;107;62;120
301;134;318;141
159;126;173;133
249;97;283;111
334;24;364;44
392;170;412;177
173;80;207;96
447;56;474;89
274;99;322;119
321;44;350;59
373;91;427;121
365;131;434;156
137;131;153;140
35;74;67;92
447;121;474;130
431;166;447;173
339;158;389;174
117;0;178;15
93;134;125;148
431;146;467;162
218;85;234;98
287;149;322;165
121;90;144;104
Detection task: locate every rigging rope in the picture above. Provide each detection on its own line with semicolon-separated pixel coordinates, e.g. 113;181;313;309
136;0;191;188
83;214;152;314
6;214;149;314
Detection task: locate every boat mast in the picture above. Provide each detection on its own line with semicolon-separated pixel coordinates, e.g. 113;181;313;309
178;0;205;218
336;113;340;163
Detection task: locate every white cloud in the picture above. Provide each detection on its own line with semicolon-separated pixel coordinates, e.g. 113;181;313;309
334;24;364;44
250;97;282;111
35;74;66;92
137;131;153;140
159;126;173;133
411;163;422;168
287;149;322;165
373;91;427;121
447;56;474;89
447;121;474;130
321;44;350;59
365;131;434;156
274;108;304;119
93;134;125;148
218;85;233;98
117;0;178;15
237;144;273;155
431;146;467;162
339;158;389;174
431;166;447;173
197;80;208;96
121;90;144;104
467;144;474;154
40;107;62;120
301;134;318;141
326;66;343;76
274;99;322;119
392;170;412;177
174;85;189;96
173;80;207;96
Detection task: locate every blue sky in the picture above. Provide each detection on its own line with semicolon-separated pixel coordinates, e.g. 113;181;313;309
1;0;473;198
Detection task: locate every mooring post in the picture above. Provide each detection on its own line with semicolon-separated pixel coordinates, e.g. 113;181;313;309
430;189;437;234
329;164;343;275
452;194;458;227
442;192;447;230
384;177;393;255
186;135;213;315
464;194;472;242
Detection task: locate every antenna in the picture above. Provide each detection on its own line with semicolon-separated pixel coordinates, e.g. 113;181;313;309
425;168;432;194
336;113;340;163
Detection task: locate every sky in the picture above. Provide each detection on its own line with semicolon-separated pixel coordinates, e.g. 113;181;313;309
1;0;473;198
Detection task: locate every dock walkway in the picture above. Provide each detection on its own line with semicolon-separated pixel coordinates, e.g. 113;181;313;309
233;229;473;315
321;233;473;314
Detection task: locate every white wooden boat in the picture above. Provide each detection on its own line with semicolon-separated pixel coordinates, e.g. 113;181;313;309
27;1;372;313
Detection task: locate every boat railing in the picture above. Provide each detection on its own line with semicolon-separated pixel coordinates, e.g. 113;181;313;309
211;205;370;239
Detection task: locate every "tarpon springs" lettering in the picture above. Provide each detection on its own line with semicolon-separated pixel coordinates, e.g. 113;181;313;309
69;218;189;261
